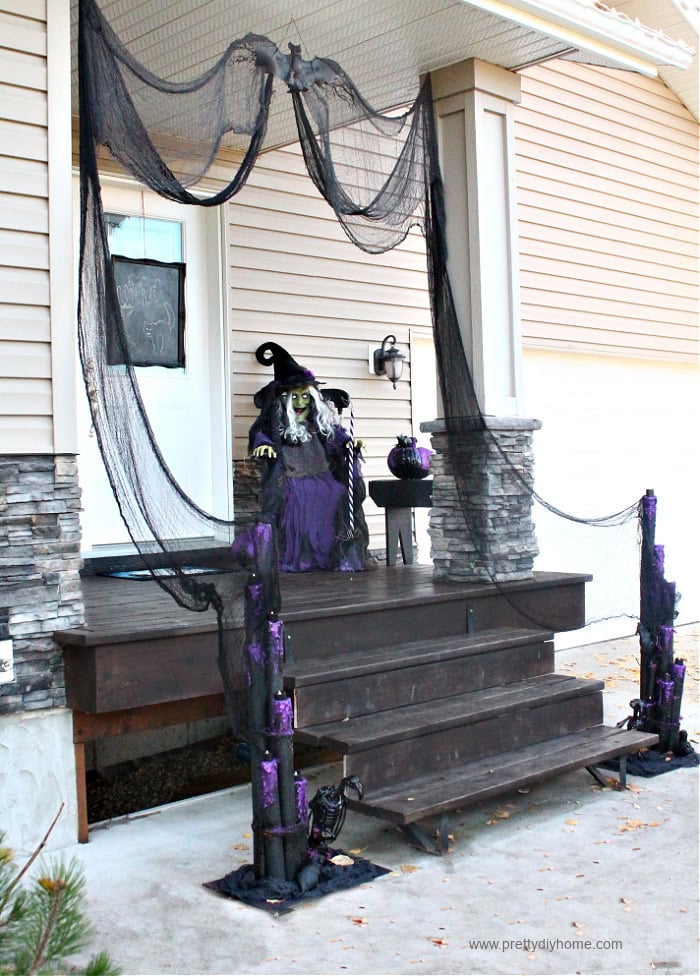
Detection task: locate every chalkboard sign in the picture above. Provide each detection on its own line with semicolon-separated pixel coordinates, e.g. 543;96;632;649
111;256;186;367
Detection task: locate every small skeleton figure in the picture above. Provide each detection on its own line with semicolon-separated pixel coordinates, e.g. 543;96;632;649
308;775;364;847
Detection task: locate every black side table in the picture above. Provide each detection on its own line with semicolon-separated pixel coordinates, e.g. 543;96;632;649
368;479;433;566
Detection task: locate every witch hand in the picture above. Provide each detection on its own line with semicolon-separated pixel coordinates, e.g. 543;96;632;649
252;445;277;459
352;438;365;453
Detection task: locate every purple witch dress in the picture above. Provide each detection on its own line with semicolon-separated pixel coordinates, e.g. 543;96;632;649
253;426;366;573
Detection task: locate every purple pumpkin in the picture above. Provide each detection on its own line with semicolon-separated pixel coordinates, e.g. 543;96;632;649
387;435;432;479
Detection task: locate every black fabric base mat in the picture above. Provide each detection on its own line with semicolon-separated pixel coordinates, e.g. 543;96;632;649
205;852;390;914
600;748;699;778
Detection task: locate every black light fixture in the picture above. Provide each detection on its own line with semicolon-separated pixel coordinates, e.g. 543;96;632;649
373;334;405;389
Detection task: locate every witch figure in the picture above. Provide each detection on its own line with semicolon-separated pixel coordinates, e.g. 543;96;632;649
248;341;372;573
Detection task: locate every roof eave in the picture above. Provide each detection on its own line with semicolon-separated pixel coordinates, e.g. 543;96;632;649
462;0;695;75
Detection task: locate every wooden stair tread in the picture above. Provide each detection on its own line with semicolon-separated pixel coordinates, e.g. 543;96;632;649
349;726;660;824
284;626;553;686
296;673;604;751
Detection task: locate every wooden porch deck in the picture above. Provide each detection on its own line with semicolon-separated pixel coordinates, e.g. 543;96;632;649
59;566;591;711
56;564;594;841
63;565;591;645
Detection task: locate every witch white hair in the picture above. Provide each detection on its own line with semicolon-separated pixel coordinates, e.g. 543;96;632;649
281;386;337;443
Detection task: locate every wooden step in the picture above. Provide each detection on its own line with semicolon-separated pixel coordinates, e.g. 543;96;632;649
285;627;554;726
348;726;660;825
298;674;604;789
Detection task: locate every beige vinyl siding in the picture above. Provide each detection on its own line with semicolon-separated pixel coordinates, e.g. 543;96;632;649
226;144;431;546
515;60;699;362
0;2;52;453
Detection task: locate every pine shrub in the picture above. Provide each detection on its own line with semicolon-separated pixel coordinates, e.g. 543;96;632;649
0;833;118;976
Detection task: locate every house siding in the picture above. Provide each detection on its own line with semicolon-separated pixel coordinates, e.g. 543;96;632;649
514;60;699;641
226;144;432;546
515;60;699;362
0;2;53;454
0;4;81;854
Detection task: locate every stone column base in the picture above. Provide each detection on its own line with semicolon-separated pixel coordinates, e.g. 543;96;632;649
421;417;541;583
232;458;263;534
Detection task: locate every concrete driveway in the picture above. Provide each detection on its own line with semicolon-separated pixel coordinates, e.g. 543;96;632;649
66;627;699;976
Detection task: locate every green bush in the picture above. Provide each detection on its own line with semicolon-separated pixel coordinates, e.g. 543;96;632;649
0;831;118;976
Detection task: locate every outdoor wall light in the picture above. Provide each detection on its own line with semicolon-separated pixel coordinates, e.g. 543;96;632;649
373;335;405;389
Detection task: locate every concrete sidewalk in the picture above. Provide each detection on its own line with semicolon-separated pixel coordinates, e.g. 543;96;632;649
66;627;699;976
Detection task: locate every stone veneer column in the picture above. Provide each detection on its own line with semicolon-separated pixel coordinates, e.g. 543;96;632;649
422;418;541;582
232;457;262;534
0;455;84;853
0;455;84;712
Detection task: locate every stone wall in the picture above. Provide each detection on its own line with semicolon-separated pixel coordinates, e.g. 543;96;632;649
232;457;263;534
422;418;540;582
0;455;84;714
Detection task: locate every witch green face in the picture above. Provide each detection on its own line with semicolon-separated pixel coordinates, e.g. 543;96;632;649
287;386;312;422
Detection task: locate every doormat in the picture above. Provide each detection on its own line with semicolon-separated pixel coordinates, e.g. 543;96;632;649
600;747;699;778
101;566;226;580
205;852;390;915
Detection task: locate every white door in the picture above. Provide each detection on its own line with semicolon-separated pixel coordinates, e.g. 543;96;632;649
76;182;232;554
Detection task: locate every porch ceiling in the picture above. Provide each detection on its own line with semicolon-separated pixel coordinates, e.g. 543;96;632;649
69;1;695;150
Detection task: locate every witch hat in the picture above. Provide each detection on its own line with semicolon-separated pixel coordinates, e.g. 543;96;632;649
253;341;318;407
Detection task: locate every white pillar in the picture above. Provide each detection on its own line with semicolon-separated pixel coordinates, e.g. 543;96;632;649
431;59;523;418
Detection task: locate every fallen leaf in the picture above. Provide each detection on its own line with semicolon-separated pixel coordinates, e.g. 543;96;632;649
488;809;511;821
401;864;420;873
242;832;252;839
429;937;448;946
517;787;531;794
565;819;579;826
618;819;659;833
331;854;355;866
680;907;687;913
232;843;249;851
349;916;368;926
349;847;367;855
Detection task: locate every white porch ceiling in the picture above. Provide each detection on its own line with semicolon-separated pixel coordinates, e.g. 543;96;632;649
70;1;696;150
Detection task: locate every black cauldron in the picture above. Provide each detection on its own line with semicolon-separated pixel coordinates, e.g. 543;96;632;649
387;435;432;480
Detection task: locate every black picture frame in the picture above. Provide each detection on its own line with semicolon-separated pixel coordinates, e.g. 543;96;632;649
110;255;186;368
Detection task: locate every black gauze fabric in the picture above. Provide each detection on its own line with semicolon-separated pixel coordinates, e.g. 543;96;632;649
77;0;643;736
